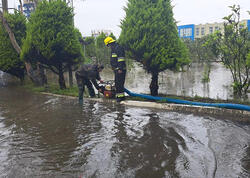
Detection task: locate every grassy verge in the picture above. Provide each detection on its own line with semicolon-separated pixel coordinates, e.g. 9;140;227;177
22;82;79;97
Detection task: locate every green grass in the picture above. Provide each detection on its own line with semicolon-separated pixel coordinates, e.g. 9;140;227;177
22;82;79;97
47;85;79;97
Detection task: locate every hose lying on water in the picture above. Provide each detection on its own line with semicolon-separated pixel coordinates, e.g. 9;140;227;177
124;88;250;111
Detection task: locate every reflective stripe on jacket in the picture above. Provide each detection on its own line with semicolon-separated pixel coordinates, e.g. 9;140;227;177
110;43;126;71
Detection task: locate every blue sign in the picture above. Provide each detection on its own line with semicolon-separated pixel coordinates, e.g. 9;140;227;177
177;24;195;40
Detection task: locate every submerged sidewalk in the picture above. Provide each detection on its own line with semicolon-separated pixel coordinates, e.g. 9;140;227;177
42;92;250;123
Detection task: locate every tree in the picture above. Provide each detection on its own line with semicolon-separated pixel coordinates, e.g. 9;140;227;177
109;32;116;41
68;28;83;87
119;0;190;96
0;11;26;82
183;36;217;62
21;0;84;89
96;32;110;65
0;2;47;86
206;5;250;96
83;36;96;59
183;36;218;83
82;32;113;65
247;52;250;67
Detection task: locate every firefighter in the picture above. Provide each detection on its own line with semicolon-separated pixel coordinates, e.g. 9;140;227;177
104;37;126;102
75;64;104;104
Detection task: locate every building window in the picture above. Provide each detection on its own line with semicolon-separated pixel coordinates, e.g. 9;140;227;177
196;28;200;36
186;28;192;36
209;27;213;34
215;26;219;31
201;27;205;35
180;28;192;37
179;29;183;37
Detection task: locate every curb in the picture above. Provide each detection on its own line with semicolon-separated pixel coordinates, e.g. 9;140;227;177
41;92;250;122
122;100;250;122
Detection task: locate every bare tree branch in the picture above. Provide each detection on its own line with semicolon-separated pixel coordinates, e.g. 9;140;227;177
0;10;21;54
18;0;23;14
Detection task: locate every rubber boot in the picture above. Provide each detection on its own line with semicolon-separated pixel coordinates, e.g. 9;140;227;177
79;98;83;105
89;89;95;98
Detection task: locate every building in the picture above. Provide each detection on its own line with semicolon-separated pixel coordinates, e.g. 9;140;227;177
18;0;35;18
194;22;224;39
91;30;112;38
178;19;250;40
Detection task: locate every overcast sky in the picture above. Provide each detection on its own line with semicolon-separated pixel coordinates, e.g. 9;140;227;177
6;0;250;37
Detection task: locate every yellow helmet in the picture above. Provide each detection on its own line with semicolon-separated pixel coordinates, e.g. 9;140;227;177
104;37;116;46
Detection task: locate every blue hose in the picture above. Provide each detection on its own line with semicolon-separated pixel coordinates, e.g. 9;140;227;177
124;88;250;111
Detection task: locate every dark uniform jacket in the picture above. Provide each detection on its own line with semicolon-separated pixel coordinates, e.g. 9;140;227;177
75;64;101;89
110;43;126;71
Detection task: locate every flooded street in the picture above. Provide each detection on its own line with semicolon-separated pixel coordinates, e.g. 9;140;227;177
0;73;250;177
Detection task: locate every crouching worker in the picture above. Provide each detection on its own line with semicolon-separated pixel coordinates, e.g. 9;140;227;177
75;64;104;104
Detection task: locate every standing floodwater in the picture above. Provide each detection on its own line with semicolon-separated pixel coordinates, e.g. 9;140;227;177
122;62;235;100
0;73;250;178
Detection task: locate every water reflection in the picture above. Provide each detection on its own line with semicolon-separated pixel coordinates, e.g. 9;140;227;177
126;113;181;178
101;62;237;100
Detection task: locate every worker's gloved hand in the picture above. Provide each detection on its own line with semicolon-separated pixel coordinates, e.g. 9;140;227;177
98;86;105;94
99;80;104;83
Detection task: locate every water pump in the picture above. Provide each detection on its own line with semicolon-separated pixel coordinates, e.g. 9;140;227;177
99;80;116;98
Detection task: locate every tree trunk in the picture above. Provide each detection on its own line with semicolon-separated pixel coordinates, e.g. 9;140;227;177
150;71;159;96
233;81;242;97
2;0;8;13
68;64;73;87
37;63;47;85
18;0;23;14
58;65;66;89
